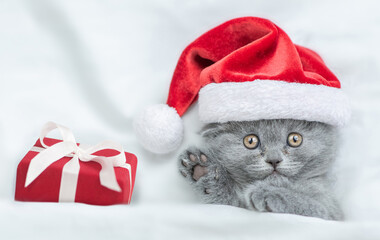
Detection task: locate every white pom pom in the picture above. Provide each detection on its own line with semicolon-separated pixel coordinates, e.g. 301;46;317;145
133;104;183;154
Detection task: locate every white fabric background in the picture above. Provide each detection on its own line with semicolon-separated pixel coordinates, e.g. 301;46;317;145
1;0;380;239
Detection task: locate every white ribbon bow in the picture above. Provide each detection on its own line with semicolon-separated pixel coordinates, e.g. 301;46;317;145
25;122;132;203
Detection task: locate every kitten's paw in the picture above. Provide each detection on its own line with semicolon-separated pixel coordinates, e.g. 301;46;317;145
249;185;289;213
251;192;291;214
178;148;219;194
249;188;270;212
262;194;288;213
251;190;337;220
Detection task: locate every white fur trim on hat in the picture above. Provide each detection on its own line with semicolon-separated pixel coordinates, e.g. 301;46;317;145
133;104;183;154
198;80;351;126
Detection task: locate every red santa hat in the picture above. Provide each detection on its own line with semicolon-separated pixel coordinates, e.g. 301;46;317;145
134;17;350;154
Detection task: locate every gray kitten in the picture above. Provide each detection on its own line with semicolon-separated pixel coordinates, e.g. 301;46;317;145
178;119;343;220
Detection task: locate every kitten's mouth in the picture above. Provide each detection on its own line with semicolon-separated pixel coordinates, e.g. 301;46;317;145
270;169;283;176
261;169;286;180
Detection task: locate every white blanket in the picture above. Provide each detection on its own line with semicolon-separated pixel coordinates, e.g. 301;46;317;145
1;0;380;239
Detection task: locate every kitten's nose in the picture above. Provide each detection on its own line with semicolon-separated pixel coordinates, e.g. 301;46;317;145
265;159;282;169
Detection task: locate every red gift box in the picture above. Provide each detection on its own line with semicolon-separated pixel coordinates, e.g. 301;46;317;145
15;122;137;206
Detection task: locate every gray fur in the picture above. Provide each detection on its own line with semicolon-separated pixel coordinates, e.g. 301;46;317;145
178;119;343;220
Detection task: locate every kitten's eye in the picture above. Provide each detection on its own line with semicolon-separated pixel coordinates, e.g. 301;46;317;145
243;134;259;149
287;133;303;147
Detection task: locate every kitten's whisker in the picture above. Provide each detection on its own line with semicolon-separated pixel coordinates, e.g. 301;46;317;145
249;167;273;171
249;165;272;169
281;163;302;167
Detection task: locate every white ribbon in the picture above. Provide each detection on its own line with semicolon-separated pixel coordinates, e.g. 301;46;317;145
25;122;133;203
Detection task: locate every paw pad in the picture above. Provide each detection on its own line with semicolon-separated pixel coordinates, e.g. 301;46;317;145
180;170;187;177
189;154;197;162
181;159;189;167
193;165;208;181
200;154;207;163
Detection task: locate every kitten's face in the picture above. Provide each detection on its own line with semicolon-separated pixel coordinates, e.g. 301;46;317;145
202;119;338;182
